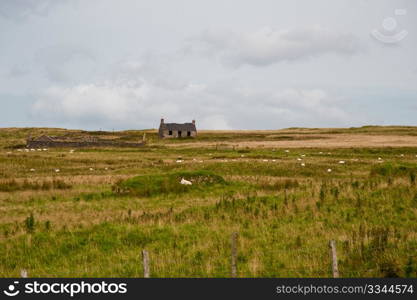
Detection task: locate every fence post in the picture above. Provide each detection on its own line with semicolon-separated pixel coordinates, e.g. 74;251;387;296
329;240;339;278
231;232;238;278
20;269;28;278
142;250;150;278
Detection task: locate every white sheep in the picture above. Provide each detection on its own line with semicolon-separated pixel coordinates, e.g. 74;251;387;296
301;163;305;167
327;168;332;173
339;161;345;164
55;169;60;173
180;178;192;185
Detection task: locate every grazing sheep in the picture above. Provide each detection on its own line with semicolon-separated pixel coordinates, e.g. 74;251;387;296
180;178;192;185
89;168;94;171
30;169;35;172
297;158;302;161
176;160;183;163
301;163;305;167
339;161;345;164
55;169;60;173
327;169;332;173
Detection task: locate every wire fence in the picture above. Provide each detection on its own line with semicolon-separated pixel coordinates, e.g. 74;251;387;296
18;234;417;278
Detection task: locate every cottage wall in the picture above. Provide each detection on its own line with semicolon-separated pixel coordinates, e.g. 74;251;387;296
160;130;196;138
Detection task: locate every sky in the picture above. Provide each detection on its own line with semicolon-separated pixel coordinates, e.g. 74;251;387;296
0;0;416;130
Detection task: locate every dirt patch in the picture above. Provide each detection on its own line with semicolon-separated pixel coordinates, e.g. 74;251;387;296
165;134;417;149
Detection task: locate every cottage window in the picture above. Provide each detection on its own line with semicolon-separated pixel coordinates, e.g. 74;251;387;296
169;130;172;135
187;131;191;137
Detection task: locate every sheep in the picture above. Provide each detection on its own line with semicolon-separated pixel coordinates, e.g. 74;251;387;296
176;160;183;163
55;169;60;173
180;178;192;185
297;158;302;161
339;161;345;164
43;148;48;151
89;168;94;171
301;163;306;167
327;168;332;173
30;169;35;172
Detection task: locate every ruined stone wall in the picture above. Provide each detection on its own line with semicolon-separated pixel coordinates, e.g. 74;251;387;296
27;140;145;148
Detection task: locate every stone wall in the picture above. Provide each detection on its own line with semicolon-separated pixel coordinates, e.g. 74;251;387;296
160;130;197;138
27;140;145;148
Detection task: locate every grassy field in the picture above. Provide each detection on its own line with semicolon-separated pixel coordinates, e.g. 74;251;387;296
1;126;417;277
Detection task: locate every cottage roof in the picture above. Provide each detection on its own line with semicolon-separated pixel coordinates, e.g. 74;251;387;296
160;123;196;131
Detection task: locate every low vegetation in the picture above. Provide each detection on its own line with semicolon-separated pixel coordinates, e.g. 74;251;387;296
0;126;417;277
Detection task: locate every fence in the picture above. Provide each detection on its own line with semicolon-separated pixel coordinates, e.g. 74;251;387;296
19;235;415;278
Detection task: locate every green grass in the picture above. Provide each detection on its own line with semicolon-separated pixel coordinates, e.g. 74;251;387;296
1;127;417;277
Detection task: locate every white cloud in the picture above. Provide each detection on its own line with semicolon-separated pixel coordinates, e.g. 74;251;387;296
32;75;352;130
187;26;363;67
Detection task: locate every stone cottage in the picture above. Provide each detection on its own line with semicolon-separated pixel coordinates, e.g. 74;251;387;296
158;119;197;138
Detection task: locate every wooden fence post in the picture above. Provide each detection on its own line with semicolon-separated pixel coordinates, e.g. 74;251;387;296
231;232;238;278
329;240;339;278
142;250;150;278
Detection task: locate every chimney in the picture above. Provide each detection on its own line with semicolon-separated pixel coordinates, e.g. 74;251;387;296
161;118;164;124
192;120;195;125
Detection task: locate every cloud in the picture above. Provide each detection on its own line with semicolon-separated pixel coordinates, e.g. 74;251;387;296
34;45;96;83
32;76;352;130
187;26;363;67
0;0;70;20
